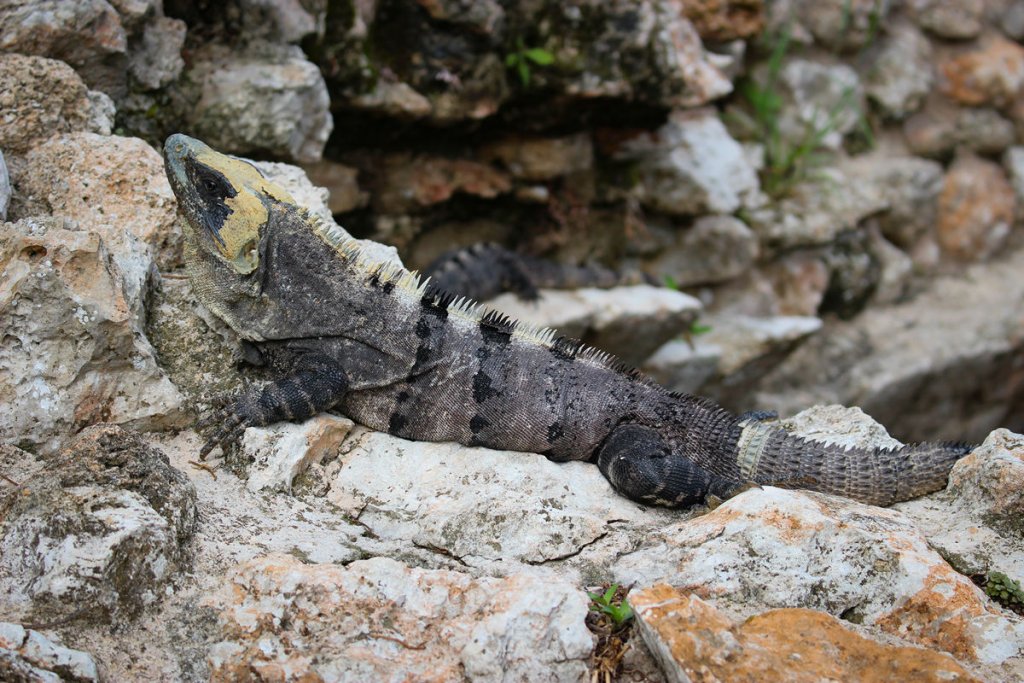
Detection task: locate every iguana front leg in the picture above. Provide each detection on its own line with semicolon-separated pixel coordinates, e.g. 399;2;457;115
596;423;751;507
196;353;349;458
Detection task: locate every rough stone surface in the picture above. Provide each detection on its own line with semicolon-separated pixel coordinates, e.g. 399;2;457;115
941;36;1024;108
186;43;332;163
480;133;593;182
1004;146;1024;208
863;22;934;119
796;0;893;51
0;54;112;154
0;150;8;222
0;426;197;625
844;153;943;247
0;217;183;455
897;429;1024;581
937;153;1016;261
242;415;354;494
326;426;677;569
746;164;887;249
614;473;1024;665
630;586;980;683
644;315;822;401
908;0;984;39
487;285;701;366
206;554;594;682
369;154;512;214
0;0;127;89
0;622;100;682
616;108;760;216
754;247;1024;442
11;133;181;267
647;215;759;287
774;59;866;149
904;102;1016;159
128;15;186;91
300;160;366;214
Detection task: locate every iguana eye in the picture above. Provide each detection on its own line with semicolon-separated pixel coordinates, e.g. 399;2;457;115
202;177;220;194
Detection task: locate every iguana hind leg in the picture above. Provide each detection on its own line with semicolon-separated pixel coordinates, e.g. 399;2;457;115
196;353;348;458
596;423;749;507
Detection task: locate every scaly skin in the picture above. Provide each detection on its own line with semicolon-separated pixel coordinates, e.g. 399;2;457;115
163;134;972;507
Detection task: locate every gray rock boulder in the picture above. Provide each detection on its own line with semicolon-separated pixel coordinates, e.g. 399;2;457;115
0;622;99;682
185;43;332;163
0;426;197;625
647;215;760;287
0;150;8;222
615;109;760;216
127;15;186;91
863;22;934;119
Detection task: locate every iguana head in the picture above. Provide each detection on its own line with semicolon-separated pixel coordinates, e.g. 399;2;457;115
163;134;295;275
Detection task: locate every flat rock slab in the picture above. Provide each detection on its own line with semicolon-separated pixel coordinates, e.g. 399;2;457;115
488;285;701;366
629;585;979;683
327;426;678;569
206;554;593;682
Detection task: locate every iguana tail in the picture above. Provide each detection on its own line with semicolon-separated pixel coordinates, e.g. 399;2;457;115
731;421;973;506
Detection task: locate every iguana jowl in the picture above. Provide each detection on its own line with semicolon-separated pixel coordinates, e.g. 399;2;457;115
163;134;971;507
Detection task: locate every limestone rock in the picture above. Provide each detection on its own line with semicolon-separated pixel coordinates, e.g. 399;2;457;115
614;483;1024;665
795;0;893;52
0;0;127;90
300;159;367;214
940;36;1024;108
1004;146;1024;208
753;247;1024;442
0;150;8;222
369;154;512;214
0;54;113;154
773;59;865;150
1005;2;1024;42
644;315;822;401
480;133;593;182
186;43;332;163
863;22;934;119
327;426;677;567
630;586;979;683
908;0;984;40
897;429;1024;581
12;133;181;268
242;415;354;494
0;426;198;624
206;554;593;681
0;622;100;682
535;0;733;108
236;0;326;44
904;103;1016;158
128;15;186;91
487;284;701;366
616;109;760;216
937;153;1015;261
413;0;504;35
844;153;943;247
682;0;765;42
0;217;183;455
746;164;887;249
647;215;759;287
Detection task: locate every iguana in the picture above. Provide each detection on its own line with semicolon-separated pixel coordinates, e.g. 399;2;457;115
163;134;971;508
423;242;656;302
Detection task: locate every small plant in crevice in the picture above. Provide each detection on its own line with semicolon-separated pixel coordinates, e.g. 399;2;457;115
728;25;872;198
588;583;634;628
982;571;1024;614
505;38;554;87
586;583;634;683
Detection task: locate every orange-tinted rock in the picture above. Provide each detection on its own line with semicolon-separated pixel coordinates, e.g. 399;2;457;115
941;36;1024;107
370;154;512;213
682;0;765;41
480;133;593;181
936;154;1016;261
630;585;980;683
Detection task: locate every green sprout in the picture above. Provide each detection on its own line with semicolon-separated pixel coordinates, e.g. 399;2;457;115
505;38;554;87
985;572;1024;608
588;584;633;628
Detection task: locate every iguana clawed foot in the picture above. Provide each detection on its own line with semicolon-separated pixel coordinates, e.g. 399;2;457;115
195;389;263;459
